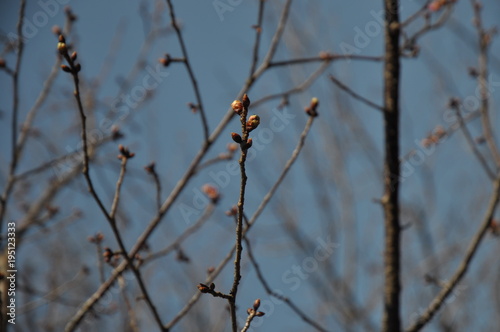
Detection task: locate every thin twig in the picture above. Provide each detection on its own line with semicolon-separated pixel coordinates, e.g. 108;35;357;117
66;2;299;328
59;40;166;331
244;237;328;332
142;203;214;264
252;62;329;108
328;74;385;112
451;103;495;179
405;178;500;332
164;111;316;330
0;0;26;240
249;0;266;77
229;97;251;332
268;54;383;68
165;0;209;142
471;0;500;168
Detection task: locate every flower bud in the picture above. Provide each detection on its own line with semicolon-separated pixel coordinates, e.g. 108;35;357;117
305;97;319;117
255;311;265;317
57;42;67;55
242;138;253;150
202;184;220;203
242;94;250;108
246;115;260;132
71;51;78;61
310;97;319;110
231;100;243;114
247;308;255;315
52;25;62;36
253;299;261;310
197;283;210;293
58;34;66;43
75;63;81;72
61;64;72;73
231;132;242;143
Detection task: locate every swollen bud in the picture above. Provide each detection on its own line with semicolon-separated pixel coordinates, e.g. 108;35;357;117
57;42;68;55
231;100;243;114
71;51;78;61
246;115;260;132
305;97;319;117
231;132;242;143
253;299;261;310
61;65;72;73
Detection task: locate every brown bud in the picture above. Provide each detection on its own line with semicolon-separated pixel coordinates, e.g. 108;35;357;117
71;51;78;61
75;63;81;72
255;311;265;317
305;97;319;117
253;299;261;310
202;184;220;203
144;162;156;174
0;58;6;68
227;143;238;153
448;97;460;109
225;206;238;216
197;283;210;293
231;132;242;143
159;53;172;67
61;64;72;73
246;115;260;132
242;138;253;150
58;34;66;43
52;25;62;36
242;94;250;108
247;308;255;315
231;100;243;114
210;283;215;290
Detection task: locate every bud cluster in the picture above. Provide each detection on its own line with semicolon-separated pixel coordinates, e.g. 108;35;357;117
58;34;82;74
117;144;135;160
230;94;260;151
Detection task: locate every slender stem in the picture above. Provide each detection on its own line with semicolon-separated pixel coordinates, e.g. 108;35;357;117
451;104;495;179
405;178;500;332
249;0;265;77
328;74;385;112
244;237;328;332
60;48;166;331
471;0;500;168
0;0;26;242
229;105;250;332
65;1;298;328
165;0;209;142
